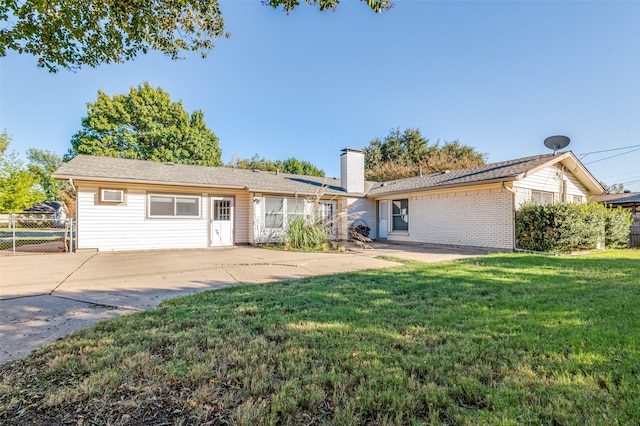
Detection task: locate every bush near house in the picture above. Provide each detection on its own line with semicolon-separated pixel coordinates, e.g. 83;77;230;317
516;202;632;252
286;217;327;250
604;206;635;248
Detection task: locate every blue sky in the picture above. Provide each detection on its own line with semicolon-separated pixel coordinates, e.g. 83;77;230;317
1;0;639;191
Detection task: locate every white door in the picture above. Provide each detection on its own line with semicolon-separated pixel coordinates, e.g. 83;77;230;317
378;200;388;239
211;198;234;246
321;201;337;238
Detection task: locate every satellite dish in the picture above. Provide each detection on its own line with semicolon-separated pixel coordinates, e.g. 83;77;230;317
544;135;570;155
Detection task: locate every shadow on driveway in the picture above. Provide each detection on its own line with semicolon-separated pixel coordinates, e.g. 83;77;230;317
0;243;486;364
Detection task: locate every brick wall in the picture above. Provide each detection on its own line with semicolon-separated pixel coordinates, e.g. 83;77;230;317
384;186;514;249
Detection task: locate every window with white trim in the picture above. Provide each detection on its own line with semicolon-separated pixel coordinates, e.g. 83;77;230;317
148;194;200;218
531;190;554;205
264;197;305;230
392;199;409;231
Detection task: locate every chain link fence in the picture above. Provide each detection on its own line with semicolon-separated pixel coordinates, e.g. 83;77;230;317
0;214;75;256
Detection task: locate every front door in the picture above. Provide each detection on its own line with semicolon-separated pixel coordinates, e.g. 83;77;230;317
211;197;234;246
378;200;388;239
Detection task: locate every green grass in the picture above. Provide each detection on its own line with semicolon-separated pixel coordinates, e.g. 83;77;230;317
1;250;639;425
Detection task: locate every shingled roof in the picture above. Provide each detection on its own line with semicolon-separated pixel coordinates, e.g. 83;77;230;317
592;192;640;205
368;151;602;196
53;155;346;196
54;151;603;198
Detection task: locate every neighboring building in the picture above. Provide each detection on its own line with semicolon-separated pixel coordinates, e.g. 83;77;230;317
53;149;603;252
22;201;69;227
592;192;640;216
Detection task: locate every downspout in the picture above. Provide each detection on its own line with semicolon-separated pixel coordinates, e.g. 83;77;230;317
502;182;517;251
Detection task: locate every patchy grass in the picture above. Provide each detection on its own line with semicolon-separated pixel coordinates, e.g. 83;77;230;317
1;250;639;425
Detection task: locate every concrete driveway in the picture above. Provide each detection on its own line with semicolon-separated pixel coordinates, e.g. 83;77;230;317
0;243;487;364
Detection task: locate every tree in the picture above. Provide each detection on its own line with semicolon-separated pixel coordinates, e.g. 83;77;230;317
228;154;325;177
0;132;44;212
600;181;625;194
363;128;486;181
67;82;222;166
1;0;390;72
281;157;325;176
27;148;64;200
0;129;9;158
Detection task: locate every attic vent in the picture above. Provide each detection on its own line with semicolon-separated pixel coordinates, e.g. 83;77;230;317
101;189;124;203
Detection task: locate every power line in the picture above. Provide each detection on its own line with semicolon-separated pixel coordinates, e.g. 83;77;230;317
579;144;640;159
584;147;640;165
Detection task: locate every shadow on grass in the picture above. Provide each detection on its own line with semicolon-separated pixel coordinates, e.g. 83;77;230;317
1;251;639;425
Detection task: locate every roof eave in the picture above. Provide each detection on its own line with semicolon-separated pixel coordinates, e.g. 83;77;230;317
499;151;604;195
368;176;518;197
559;153;605;194
52;174;249;191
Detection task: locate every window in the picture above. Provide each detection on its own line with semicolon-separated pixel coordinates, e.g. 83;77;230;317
265;197;284;228
572;195;583;204
214;200;231;221
287;198;305;225
101;189;124;203
320;201;337;237
264;197;306;229
392;199;408;231
148;194;200;218
531;191;554;205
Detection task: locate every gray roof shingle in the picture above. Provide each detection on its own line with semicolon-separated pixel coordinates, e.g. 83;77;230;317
54;151;596;198
592;192;640;205
53;155;347;196
368;153;569;195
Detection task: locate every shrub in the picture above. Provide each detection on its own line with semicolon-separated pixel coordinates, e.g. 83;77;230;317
515;202;612;253
604;206;633;248
286;217;327;250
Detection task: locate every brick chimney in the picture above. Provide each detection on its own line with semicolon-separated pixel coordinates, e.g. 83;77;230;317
340;148;365;194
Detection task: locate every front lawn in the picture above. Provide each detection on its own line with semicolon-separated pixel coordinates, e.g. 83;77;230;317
1;250;638;425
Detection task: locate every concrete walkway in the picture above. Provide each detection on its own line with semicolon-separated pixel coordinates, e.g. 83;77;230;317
0;243;486;364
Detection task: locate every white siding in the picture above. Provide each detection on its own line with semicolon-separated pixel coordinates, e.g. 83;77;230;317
563;172;589;202
236;191;252;244
77;186;208;251
514;166;590;207
76;183;254;251
376;186;514;250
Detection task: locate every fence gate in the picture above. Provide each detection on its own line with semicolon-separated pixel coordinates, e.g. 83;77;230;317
0;215;75;256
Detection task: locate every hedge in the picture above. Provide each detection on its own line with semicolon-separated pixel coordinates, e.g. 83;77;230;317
515;202;632;252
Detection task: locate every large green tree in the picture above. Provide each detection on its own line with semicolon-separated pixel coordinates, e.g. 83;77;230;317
0;131;44;212
1;0;390;72
67;83;222;166
364;128;486;181
228;154;325;177
26;148;64;201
